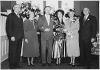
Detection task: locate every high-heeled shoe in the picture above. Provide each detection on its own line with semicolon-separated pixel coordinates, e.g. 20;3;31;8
68;62;72;65
31;63;34;66
27;63;31;67
72;63;75;67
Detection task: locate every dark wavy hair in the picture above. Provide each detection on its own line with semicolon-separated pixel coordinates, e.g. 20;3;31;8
65;9;76;18
55;9;64;17
55;9;65;25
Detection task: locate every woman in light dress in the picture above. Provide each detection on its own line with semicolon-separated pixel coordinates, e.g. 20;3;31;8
64;9;80;67
53;9;65;65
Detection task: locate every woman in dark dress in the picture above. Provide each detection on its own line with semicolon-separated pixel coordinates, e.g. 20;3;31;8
23;10;39;66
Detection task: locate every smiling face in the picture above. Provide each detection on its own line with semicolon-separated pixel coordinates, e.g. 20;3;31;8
68;11;74;18
45;7;51;15
57;12;63;19
29;11;34;20
13;4;21;14
83;8;90;16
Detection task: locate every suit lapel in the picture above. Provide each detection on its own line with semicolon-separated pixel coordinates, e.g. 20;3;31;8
43;15;48;26
83;15;90;25
43;15;51;26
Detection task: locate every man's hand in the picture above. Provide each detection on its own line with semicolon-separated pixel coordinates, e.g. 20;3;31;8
11;37;15;41
25;39;28;43
91;38;95;42
44;28;50;32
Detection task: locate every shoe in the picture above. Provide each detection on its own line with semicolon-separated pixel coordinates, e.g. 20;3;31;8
16;66;23;69
47;63;52;66
76;64;85;67
68;63;72;65
10;67;16;69
42;63;46;66
27;63;31;67
56;64;59;66
31;63;34;66
72;64;75;67
87;67;91;69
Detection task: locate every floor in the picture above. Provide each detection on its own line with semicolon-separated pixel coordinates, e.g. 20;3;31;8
1;55;99;69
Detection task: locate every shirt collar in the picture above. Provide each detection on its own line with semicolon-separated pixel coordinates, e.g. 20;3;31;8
14;11;18;15
45;14;50;17
85;14;89;19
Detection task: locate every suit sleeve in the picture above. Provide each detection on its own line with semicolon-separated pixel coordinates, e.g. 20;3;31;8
6;14;13;37
91;16;97;38
37;17;45;32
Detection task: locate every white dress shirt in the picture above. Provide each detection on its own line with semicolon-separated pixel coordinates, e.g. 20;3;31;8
45;14;50;26
14;11;20;18
84;14;89;19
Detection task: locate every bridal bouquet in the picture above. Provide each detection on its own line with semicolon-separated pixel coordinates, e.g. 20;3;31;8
51;14;65;41
20;1;41;18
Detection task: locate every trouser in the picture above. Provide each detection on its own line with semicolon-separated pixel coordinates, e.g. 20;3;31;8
9;38;22;68
41;39;53;63
80;39;92;68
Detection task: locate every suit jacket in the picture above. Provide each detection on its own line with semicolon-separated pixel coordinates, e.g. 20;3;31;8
79;15;97;41
38;15;53;40
6;12;24;40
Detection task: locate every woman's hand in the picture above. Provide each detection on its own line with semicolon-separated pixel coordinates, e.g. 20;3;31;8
25;39;28;43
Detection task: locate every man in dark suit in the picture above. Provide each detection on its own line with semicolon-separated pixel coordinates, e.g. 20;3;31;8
38;6;53;66
6;4;24;69
78;7;97;69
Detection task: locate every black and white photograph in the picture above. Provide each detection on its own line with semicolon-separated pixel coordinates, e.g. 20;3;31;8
0;0;99;69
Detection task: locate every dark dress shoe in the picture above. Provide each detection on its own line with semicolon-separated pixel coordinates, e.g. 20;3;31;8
16;66;23;69
47;63;52;66
42;63;46;66
76;64;85;67
87;67;91;69
10;67;16;69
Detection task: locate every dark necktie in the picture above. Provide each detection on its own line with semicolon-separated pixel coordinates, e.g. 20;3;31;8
83;16;86;25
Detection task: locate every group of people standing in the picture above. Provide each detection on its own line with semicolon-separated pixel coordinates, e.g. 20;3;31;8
6;4;97;69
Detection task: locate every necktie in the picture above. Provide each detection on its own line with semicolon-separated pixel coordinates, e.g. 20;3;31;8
17;14;20;18
83;16;86;25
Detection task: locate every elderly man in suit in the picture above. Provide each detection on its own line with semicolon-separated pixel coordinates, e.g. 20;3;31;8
38;6;53;66
6;4;24;69
78;7;97;69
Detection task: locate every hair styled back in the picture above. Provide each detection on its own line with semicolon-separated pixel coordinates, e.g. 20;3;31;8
43;6;51;14
65;9;76;18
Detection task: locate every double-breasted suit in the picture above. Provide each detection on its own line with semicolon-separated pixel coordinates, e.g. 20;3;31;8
6;12;24;68
79;14;97;68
